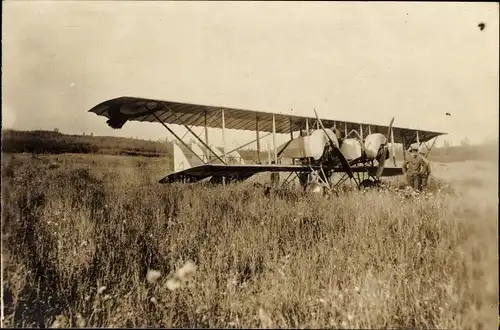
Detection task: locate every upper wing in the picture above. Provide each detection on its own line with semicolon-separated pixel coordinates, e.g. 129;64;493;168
88;96;446;143
88;96;304;134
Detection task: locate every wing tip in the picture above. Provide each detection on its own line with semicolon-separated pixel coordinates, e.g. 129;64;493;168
106;118;127;129
88;96;140;129
86;96;135;112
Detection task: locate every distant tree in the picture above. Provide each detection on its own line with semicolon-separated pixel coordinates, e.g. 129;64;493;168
54;128;59;133
442;140;450;156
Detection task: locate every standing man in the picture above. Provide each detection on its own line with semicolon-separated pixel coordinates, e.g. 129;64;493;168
417;149;431;190
402;147;422;191
403;147;431;191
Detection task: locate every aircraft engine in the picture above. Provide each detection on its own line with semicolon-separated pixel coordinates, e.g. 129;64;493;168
307;129;339;160
279;128;339;161
363;133;387;160
339;138;363;161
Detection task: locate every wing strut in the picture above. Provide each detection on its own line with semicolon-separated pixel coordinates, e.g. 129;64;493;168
162;103;226;164
425;136;439;158
204;112;209;160
151;112;207;165
272;114;277;163
222;109;227;163
256;116;261;164
209;132;272;164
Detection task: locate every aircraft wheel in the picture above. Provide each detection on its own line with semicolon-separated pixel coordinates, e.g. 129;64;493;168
306;182;324;195
359;179;377;190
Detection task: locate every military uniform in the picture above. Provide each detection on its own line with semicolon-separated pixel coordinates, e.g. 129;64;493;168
403;150;430;191
417;153;431;190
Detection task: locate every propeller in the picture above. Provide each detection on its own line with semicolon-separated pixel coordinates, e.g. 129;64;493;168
314;109;335;148
314;109;354;180
375;149;387;179
375;117;395;179
391;127;397;167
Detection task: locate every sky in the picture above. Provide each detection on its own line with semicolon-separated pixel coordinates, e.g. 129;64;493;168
2;1;499;149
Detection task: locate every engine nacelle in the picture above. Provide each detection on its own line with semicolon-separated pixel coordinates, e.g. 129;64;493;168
340;138;363;161
279;128;339;160
363;133;387;160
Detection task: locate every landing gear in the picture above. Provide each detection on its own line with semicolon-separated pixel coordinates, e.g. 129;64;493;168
359;178;379;190
270;172;280;186
305;181;325;195
298;172;309;192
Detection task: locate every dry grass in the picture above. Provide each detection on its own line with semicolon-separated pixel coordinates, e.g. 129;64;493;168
1;153;498;328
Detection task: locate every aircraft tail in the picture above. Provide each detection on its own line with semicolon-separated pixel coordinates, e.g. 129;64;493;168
172;142;193;172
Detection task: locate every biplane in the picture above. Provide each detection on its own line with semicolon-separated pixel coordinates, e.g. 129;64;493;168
88;96;446;192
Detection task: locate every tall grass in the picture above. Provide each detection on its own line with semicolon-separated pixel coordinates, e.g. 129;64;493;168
1;153;497;328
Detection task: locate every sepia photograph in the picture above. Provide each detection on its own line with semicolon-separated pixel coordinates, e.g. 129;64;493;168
1;1;498;328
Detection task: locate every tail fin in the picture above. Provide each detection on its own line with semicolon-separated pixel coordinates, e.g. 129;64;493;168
172;142;192;172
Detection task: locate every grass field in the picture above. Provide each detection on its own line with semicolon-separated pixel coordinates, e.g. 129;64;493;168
1;152;498;328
